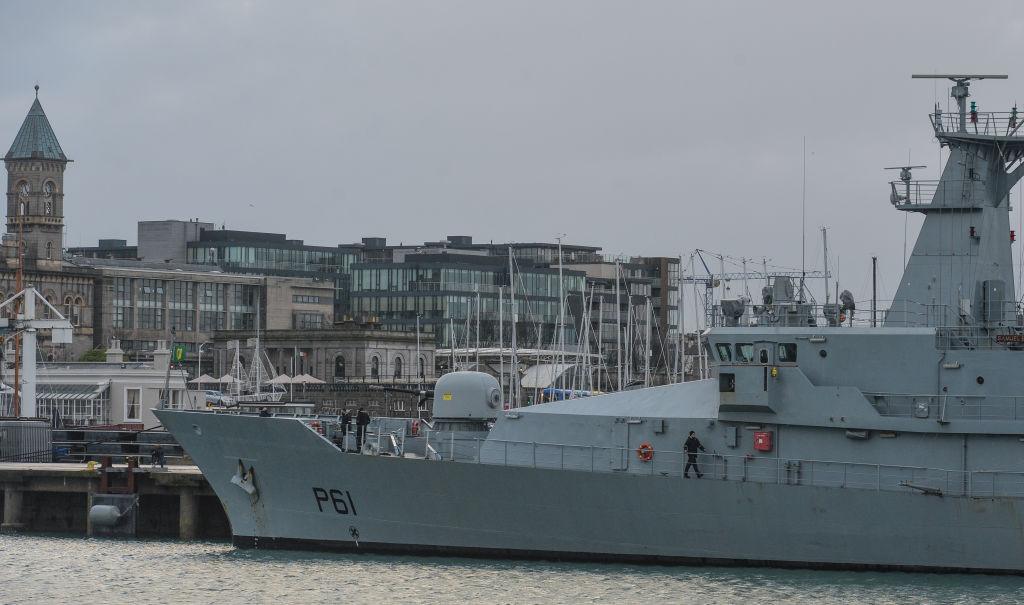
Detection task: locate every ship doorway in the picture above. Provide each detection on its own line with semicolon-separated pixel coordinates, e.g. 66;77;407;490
755;341;775;392
607;418;628;471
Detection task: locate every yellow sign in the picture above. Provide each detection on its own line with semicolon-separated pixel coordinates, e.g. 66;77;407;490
442;392;452;401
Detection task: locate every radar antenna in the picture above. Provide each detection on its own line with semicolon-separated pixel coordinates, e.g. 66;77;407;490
912;74;1008;132
884;165;927;206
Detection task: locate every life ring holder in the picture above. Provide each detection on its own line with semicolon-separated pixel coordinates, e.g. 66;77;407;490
636;442;654;462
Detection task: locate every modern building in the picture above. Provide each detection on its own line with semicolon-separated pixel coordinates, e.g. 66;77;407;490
66;238;138;260
562;256;681;388
349;244;588;353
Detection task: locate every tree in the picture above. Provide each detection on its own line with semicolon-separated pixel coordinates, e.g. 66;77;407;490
79;348;106;362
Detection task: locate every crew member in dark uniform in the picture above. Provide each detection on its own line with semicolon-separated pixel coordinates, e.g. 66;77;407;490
356;407;371;450
684;431;705;478
150;444;166;469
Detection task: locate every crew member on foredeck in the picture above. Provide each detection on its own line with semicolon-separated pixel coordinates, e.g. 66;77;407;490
684;431;705;478
356;408;370;450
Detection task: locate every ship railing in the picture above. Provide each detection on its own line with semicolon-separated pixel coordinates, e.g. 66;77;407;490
888;179;978;209
420;434;1024;498
864;391;1024;421
711;300;1022;330
934;323;1024;350
930;111;1024;138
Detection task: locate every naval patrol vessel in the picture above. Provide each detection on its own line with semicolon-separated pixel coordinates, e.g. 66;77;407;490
157;75;1024;573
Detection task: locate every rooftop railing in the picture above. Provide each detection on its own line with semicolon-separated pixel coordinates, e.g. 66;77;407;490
711;300;1023;330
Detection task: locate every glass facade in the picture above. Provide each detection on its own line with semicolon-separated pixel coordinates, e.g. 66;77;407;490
349;256;586;349
186;233;360;318
110;275;258;341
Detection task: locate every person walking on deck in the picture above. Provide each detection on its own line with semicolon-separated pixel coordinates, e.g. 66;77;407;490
684;431;705;478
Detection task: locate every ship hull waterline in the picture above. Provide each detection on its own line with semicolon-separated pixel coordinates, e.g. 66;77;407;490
156;410;1024;575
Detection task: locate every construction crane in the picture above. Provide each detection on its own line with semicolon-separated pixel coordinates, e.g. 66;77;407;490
0;286;74;418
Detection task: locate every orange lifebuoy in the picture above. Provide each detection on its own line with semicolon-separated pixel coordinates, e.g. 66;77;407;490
636;441;654;462
410;419;420;436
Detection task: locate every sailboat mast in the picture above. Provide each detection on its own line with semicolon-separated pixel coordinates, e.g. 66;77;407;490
508;246;517;407
615;261;622;391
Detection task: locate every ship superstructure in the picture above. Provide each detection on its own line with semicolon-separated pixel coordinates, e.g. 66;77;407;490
157;75;1024;573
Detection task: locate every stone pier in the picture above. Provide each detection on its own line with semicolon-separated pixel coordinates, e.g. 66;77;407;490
178;488;197;540
2;488;24;531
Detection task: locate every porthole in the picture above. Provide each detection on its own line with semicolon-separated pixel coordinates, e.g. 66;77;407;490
976;376;985;385
819;350;827;358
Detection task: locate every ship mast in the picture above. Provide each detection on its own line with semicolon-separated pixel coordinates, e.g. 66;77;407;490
887;74;1023;327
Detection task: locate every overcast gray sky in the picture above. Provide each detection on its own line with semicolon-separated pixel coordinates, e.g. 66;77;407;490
2;0;1023;304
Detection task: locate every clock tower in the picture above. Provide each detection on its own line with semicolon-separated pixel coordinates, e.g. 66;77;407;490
5;86;69;269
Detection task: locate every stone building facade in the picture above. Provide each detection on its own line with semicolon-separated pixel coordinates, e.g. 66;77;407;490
212;323;437;417
2;89;94;359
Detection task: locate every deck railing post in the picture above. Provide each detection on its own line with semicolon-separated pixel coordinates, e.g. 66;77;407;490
450;432;455;461
532;442;536;468
876;464;880;490
591;446;595;473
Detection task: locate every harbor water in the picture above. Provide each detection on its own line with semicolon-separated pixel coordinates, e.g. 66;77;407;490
1;534;1022;604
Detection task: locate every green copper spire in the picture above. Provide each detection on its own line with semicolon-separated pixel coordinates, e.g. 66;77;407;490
5;86;68;161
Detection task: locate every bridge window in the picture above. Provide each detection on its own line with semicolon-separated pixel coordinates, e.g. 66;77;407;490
735;343;754;363
719;372;735;393
778;343;797;362
715;344;732;362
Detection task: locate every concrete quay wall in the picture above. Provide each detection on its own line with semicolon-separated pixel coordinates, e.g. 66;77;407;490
0;463;229;540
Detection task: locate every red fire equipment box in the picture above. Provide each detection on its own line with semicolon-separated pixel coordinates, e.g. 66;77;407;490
753;431;773;452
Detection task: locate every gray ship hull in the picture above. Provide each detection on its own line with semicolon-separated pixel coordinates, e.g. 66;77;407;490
157;409;1024;573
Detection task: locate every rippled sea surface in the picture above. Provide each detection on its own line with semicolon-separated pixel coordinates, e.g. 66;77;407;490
1;534;1023;604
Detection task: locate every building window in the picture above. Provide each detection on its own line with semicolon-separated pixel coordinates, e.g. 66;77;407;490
63;295;80;326
138;307;164;330
393;356;403;379
371;356;380;379
293;294;322;304
73;296;84;327
125;388;141;421
171;309;194;332
419;356;426;379
293;312;323;330
199;310;225;332
45;242;52;259
334;355;346;379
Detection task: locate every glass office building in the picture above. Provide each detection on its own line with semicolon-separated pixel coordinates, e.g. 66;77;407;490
350;253;586;349
185;230;362;316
